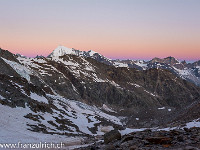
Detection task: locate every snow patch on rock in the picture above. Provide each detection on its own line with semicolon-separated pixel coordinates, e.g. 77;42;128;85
102;104;116;113
0;94;5;100
2;58;31;81
30;92;48;103
113;62;128;68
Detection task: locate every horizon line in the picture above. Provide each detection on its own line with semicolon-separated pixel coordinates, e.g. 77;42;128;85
0;46;199;63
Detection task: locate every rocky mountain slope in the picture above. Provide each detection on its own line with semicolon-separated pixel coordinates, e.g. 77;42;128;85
48;46;200;87
0;46;200;149
90;52;200;87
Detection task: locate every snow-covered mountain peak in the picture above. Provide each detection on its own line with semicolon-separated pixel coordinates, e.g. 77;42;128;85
47;45;103;59
88;50;97;56
48;46;74;57
16;53;27;58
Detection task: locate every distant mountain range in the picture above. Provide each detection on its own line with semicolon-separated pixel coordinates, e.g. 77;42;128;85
0;46;200;147
47;46;200;87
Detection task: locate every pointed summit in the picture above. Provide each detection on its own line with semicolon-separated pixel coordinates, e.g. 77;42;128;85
149;57;162;63
87;50;97;56
48;45;102;58
48;46;75;57
163;56;180;65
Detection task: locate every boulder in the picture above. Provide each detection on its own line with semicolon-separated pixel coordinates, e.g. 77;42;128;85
104;130;121;144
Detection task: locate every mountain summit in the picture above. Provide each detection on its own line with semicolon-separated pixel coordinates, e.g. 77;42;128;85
48;45;98;58
48;46;74;57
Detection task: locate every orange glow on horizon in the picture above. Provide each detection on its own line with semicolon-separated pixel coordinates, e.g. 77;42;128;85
1;42;199;61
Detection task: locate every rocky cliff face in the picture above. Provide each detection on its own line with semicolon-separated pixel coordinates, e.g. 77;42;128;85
45;46;200;87
72;45;200;87
0;47;200;146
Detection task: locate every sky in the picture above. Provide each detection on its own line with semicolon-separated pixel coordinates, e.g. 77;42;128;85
0;0;199;61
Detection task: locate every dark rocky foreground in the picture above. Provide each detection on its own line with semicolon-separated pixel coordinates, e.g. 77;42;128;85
77;127;200;150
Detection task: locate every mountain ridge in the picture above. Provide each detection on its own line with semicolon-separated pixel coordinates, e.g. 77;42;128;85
1;46;200;87
48;46;200;87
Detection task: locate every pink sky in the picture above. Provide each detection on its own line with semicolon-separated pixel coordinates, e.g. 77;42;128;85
0;0;199;61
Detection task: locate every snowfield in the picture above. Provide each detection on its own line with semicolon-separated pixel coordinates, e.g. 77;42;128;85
0;104;83;148
2;58;32;82
0;93;124;148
